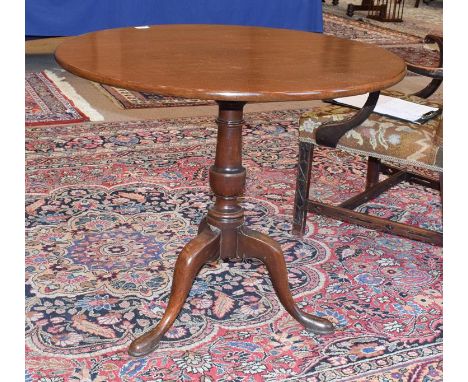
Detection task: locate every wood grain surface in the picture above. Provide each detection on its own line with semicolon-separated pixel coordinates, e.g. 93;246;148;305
55;24;406;102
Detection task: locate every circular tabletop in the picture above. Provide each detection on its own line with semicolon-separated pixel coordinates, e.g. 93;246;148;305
55;24;406;102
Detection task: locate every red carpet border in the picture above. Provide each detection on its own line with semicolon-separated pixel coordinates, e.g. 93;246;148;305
25;72;90;126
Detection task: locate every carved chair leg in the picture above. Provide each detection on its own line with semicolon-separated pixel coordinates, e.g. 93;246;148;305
292;142;314;236
128;226;220;357
366;157;381;190
239;227;334;334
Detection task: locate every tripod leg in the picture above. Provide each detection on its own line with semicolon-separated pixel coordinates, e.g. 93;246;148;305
128;226;220;356
239;227;334;334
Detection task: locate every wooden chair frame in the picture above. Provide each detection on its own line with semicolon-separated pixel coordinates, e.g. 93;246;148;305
292;35;443;246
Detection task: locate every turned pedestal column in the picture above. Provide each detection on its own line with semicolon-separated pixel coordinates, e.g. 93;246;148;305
128;101;334;357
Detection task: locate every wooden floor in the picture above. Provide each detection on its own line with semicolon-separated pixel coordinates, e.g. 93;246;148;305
25;37;70;55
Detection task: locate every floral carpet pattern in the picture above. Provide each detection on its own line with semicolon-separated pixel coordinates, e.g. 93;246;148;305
26;110;442;381
26;72;90;126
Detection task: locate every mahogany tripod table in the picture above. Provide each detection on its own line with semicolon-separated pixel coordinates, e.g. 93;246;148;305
55;25;406;357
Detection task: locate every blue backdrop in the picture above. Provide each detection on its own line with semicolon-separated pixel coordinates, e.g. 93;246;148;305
26;0;323;36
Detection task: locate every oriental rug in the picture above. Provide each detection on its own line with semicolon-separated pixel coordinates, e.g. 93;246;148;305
26;72;90;126
323;13;422;46
386;45;441;68
323;13;440;73
98;84;216;110
26;110;442;381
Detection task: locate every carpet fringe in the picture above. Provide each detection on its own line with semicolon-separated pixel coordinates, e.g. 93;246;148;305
44;70;104;121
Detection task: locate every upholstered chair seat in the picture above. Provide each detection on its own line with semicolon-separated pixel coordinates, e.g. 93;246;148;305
299;90;442;172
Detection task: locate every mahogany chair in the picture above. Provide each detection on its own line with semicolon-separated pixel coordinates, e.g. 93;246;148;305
292;34;443;245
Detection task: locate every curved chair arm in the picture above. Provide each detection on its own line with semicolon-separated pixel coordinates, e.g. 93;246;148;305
315;91;380;148
409;34;443;98
407;64;443;80
425;34;443;66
